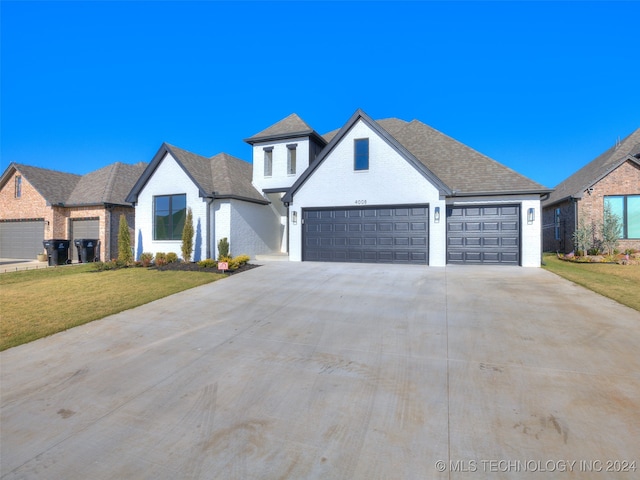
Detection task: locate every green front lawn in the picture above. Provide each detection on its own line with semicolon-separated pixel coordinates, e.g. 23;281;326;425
542;253;640;312
0;265;224;351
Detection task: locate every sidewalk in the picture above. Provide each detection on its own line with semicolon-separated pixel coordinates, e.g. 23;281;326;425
0;258;51;274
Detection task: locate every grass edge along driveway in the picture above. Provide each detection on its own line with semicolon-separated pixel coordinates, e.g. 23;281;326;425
542;253;640;312
0;265;224;351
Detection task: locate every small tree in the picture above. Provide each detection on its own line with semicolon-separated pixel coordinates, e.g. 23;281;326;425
118;214;133;264
181;207;194;262
601;200;622;255
217;237;229;260
572;217;592;255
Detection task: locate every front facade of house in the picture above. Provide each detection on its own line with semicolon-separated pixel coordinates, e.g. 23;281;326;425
0;163;144;261
250;110;549;267
127;144;280;261
542;128;640;253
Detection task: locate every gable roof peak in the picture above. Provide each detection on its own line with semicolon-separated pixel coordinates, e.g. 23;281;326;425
544;126;640;206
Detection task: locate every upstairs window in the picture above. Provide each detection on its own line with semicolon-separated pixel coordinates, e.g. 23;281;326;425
264;147;273;177
605;195;640;239
154;194;186;240
287;144;297;175
354;138;369;171
15;176;22;198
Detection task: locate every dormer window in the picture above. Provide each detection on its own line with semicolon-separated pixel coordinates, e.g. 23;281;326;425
354;138;369;171
287;144;297;175
263;147;273;177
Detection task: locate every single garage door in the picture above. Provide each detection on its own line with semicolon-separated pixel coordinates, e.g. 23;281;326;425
303;205;429;264
70;218;100;262
447;205;520;265
0;220;46;259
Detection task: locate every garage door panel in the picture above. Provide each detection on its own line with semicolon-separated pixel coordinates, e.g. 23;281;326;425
447;205;520;265
303;205;429;264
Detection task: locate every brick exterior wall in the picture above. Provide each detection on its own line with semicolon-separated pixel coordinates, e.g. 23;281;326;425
542;199;576;253
1;168;136;260
0;173;56;245
543;160;640;253
578;160;640;252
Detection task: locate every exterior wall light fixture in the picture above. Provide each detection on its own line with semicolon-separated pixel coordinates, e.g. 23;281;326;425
292;211;298;225
527;208;535;224
434;206;440;223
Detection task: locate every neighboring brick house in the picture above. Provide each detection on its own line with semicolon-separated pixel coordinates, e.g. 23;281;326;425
0;162;147;260
542;128;640;253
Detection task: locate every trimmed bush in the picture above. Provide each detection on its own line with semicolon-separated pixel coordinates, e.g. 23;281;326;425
155;252;167;266
167;252;178;264
140;252;154;267
197;258;217;268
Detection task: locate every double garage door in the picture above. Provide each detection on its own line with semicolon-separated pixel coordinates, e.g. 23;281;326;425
303;205;429;264
302;204;521;266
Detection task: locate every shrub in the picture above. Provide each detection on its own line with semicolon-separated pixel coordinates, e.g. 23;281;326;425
118;214;134;265
155;252;167;266
233;254;251;266
197;258;217;268
601;200;622;255
166;252;178;264
92;259;127;271
218;237;229;260
140;252;154;267
587;247;601;256
181;207;194;262
572;218;591;256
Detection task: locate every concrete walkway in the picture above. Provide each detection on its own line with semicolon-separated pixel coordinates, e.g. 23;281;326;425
1;263;638;479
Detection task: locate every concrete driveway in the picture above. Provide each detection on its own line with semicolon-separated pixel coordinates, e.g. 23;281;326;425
1;262;639;479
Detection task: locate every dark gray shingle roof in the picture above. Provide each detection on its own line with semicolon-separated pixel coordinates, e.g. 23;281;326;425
128;143;267;204
323;114;547;195
244;113;325;146
3;163;81;205
543;128;640;206
66;162;147;206
390;119;547;195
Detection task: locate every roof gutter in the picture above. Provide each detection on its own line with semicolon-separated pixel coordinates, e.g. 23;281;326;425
448;189;553;197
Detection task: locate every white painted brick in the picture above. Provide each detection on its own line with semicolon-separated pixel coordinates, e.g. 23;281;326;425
134;152;208;260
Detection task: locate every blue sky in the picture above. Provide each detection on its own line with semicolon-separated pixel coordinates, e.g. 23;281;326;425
2;1;638;188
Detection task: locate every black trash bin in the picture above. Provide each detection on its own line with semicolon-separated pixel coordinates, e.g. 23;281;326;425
74;239;100;263
43;239;71;266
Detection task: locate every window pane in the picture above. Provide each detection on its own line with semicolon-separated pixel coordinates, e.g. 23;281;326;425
628;196;640;238
264;150;272;176
355;139;369;170
288;148;296;174
170;195;186;240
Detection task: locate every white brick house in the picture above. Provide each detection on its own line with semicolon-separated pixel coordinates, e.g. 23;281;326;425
250;110;549;266
126;143;279;261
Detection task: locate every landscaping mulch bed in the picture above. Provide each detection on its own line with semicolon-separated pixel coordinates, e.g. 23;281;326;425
154;262;261;275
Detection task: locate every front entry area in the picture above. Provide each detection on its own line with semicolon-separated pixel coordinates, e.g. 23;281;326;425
302;205;429;264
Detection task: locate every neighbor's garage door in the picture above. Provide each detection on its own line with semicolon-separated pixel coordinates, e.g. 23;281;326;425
70;218;100;262
303;205;429;264
447;205;520;265
0;220;45;259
